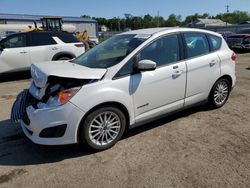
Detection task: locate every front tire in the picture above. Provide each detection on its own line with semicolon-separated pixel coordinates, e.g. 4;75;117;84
209;79;231;108
79;106;126;150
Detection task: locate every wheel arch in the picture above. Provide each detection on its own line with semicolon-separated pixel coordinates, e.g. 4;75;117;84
52;52;76;61
217;75;232;89
76;101;130;143
208;74;233;99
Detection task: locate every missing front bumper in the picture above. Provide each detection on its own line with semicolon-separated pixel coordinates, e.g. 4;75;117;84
11;90;30;123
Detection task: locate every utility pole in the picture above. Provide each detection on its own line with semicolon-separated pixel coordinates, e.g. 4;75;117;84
118;19;120;32
157;10;160;27
225;5;230;13
225;5;230;27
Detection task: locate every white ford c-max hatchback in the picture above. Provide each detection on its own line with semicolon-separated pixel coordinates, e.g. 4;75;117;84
11;28;236;150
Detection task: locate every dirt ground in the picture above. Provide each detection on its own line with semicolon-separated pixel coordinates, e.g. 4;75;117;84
0;53;249;188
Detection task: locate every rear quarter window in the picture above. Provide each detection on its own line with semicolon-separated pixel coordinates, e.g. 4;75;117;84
55;33;80;43
208;34;222;51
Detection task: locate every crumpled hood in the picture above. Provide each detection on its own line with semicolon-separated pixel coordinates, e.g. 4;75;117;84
31;61;106;88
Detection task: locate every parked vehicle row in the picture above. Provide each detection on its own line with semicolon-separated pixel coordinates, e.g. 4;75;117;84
227;34;250;52
11;28;236;151
0;30;85;74
218;29;250;52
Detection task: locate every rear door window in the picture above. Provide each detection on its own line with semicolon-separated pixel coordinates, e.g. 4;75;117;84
30;33;56;46
183;33;210;59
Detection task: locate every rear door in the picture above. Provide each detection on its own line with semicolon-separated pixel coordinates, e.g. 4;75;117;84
183;32;221;106
0;33;30;72
27;32;58;63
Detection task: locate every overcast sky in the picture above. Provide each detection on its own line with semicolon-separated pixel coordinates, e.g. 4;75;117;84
1;0;250;19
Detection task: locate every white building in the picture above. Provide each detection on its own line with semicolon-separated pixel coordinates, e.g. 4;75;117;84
189;18;231;28
0;13;98;41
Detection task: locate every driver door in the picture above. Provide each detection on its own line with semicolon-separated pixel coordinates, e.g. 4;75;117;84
131;34;187;123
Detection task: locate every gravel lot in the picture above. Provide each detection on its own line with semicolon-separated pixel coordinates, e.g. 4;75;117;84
0;54;249;188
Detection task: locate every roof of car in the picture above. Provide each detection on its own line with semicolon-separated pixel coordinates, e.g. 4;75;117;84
5;30;72;36
120;27;219;36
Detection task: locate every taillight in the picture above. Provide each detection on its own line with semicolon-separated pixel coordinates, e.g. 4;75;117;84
231;52;237;61
74;43;84;47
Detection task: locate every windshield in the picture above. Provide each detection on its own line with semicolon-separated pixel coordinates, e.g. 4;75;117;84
73;34;150;68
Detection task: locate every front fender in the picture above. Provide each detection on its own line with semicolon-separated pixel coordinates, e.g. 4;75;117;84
70;78;135;125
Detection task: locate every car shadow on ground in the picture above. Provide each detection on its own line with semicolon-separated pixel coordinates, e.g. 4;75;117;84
0;71;30;82
0;104;211;166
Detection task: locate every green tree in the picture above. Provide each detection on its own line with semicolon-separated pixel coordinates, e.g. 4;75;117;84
166;14;181;26
216;11;250;24
143;14;153;28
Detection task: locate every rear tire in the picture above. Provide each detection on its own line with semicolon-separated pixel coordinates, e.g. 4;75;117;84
208;78;231;108
79;106;126;151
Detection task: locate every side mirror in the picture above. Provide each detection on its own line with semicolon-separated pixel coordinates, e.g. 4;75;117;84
135;59;156;71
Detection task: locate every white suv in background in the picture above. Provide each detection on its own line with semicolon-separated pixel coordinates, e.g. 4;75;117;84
11;28;236;151
0;31;85;74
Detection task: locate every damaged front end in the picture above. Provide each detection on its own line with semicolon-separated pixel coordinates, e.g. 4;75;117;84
11;62;107;124
11;76;97;123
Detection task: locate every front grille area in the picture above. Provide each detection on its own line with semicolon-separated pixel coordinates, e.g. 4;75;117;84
11;90;29;123
11;90;37;123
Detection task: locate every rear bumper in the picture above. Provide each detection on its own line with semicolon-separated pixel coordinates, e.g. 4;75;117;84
21;102;85;145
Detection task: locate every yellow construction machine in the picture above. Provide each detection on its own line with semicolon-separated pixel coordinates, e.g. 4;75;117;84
23;17;94;50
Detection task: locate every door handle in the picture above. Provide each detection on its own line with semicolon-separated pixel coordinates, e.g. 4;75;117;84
52;47;58;50
209;60;217;67
20;51;27;54
172;70;183;78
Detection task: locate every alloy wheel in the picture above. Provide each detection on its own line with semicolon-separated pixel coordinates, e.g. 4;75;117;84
88;111;121;146
213;80;229;106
